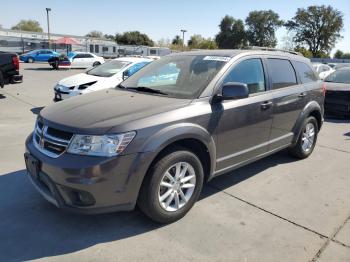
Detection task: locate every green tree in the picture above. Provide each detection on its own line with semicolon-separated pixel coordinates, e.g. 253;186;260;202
115;31;154;46
172;35;183;46
11;20;43;32
86;30;103;38
245;10;283;47
215;16;246;49
104;34;115;41
285;5;343;57
333;50;350;59
188;34;217;49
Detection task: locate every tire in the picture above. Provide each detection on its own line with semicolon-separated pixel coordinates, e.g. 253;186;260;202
288;116;318;159
0;70;4;88
27;57;34;63
93;62;101;67
138;147;204;224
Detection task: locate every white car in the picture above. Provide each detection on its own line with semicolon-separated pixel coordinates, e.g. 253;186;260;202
312;63;333;80
68;52;105;68
53;57;153;101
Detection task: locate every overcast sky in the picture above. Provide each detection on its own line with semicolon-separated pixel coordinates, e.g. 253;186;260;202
2;0;349;53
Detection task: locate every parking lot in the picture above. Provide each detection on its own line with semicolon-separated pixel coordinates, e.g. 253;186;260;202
0;63;349;261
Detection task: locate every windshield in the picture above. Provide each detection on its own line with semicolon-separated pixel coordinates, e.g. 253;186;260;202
87;60;131;77
325;70;350;84
120;55;228;98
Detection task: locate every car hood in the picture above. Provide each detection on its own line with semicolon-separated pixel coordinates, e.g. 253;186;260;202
40;89;191;134
325;82;350;91
58;73;103;87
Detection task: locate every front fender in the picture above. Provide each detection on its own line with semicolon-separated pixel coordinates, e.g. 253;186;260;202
292;101;323;144
139;123;217;175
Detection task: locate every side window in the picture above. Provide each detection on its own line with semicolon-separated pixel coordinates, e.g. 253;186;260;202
294;61;318;83
84;53;94;58
74;54;84;59
223;58;265;94
267;59;297;89
89;45;94;53
95;45;99;53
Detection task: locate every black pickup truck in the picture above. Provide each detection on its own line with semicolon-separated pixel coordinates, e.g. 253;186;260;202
0;52;23;88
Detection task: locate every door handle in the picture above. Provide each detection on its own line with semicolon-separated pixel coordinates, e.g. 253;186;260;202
298;92;307;98
261;101;272;110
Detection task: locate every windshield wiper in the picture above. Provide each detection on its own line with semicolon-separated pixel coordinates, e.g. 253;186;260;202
125;86;168;95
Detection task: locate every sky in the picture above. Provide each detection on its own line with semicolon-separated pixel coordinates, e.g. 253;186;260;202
1;0;350;53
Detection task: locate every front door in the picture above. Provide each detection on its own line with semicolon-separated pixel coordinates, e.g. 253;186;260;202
215;57;273;174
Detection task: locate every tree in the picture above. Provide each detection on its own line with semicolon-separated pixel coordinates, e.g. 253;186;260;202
104;34;115;41
86;30;103;38
215;15;247;49
115;31;154;46
157;38;171;47
245;10;283;47
188;34;217;49
172;35;183;46
285;5;343;57
11;20;43;32
334;50;350;59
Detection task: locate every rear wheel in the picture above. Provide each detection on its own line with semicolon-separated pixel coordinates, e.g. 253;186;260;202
138;148;204;223
289;116;318;159
27;57;34;63
93;61;101;67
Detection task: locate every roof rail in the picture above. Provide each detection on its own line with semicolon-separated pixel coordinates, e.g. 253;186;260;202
246;46;303;57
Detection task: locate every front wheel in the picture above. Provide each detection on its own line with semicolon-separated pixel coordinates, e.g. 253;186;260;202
93;62;101;67
27;57;34;63
288;116;318;159
138;148;204;223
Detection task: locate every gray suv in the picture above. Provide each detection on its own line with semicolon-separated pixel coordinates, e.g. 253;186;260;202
25;50;324;223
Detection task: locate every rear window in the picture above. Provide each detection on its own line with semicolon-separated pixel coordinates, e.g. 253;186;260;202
294;61;318;84
267;59;297;89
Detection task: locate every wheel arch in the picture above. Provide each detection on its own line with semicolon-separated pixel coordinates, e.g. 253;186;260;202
292;101;323;144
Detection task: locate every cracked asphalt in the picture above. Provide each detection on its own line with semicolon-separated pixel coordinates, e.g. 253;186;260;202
0;63;349;262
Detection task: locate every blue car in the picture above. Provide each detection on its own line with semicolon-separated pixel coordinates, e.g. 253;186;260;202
20;49;60;63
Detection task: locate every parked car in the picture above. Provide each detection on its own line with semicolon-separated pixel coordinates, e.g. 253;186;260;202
324;67;350;116
25;50;324;223
312;63;333;80
0;51;23;87
67;52;104;68
19;49;60;63
53;57;152;101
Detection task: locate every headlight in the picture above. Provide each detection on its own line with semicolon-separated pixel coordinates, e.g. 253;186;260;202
67;131;136;157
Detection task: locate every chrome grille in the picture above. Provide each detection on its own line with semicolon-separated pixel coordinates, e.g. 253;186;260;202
33;120;73;158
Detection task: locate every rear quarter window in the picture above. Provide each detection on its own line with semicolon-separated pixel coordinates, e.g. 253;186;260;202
267;59;297;89
294;61;318;84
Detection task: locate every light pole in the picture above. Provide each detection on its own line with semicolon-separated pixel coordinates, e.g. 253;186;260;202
46;8;51;49
180;29;187;51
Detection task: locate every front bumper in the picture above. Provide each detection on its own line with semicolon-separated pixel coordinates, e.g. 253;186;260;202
25;133;154;214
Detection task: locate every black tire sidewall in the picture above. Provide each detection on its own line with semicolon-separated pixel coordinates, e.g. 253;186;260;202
93;62;100;67
139;149;204;223
0;70;4;88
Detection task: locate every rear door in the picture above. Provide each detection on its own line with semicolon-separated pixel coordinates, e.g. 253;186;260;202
215;57;273;173
266;58;308;150
71;54;84;67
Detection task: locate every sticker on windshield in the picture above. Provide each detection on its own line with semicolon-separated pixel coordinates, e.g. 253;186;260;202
203;56;231;62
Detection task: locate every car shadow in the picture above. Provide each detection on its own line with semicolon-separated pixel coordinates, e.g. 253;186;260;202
30;106;44;115
24;67;54;71
0;93;6;99
0;151;294;261
325;115;350;123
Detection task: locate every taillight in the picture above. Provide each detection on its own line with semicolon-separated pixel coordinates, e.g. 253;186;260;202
322;82;326;96
12;55;19;71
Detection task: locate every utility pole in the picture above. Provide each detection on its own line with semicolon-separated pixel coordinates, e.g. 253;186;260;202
46;8;51;49
180;29;187;51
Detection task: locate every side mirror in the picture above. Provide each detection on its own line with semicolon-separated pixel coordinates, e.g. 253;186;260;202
122;70;130;80
219;82;249;101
